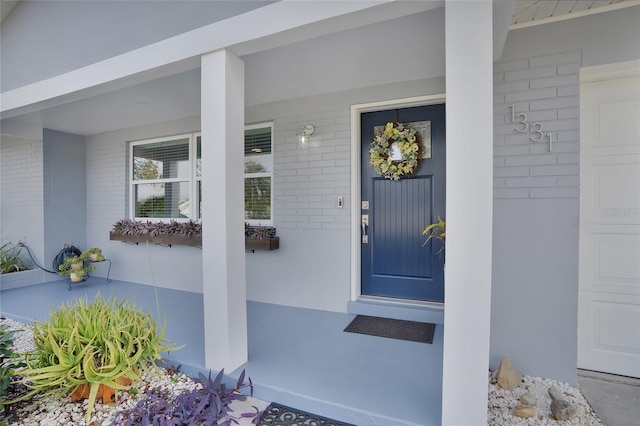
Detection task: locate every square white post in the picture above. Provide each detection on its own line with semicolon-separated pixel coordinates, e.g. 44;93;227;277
442;1;493;424
200;49;247;371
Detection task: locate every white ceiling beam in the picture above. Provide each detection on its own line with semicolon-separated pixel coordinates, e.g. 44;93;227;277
0;0;443;119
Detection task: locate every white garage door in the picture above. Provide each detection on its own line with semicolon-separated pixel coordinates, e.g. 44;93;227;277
578;61;640;378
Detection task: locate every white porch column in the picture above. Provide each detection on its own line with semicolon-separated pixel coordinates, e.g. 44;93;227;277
442;1;493;425
200;49;247;371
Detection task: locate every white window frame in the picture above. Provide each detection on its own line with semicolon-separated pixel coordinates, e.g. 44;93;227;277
195;133;202;220
244;122;274;226
129;125;273;224
129;133;200;221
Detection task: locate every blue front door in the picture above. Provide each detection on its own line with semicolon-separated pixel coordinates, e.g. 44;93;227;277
360;104;445;302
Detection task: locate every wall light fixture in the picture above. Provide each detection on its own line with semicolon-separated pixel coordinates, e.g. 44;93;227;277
297;124;315;149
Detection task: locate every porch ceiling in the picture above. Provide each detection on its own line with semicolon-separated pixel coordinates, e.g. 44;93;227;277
1;0;638;138
511;0;639;28
3;1;636;26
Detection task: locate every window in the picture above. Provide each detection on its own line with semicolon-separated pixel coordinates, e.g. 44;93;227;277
244;123;273;225
130;124;273;223
130;133;200;220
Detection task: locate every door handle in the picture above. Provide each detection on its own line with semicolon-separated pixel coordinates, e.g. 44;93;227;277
361;214;369;243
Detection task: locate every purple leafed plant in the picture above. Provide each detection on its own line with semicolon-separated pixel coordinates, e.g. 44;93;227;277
245;224;276;240
179;220;201;238
111;369;260;426
111;219;202;238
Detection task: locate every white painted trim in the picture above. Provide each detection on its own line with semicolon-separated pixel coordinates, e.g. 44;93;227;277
580;59;640;83
357;294;445;310
509;2;640;30
349;94;445;303
244;121;275;226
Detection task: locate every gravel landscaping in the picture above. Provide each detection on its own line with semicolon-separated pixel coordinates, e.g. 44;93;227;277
0;318;266;426
488;370;603;425
3;317;604;425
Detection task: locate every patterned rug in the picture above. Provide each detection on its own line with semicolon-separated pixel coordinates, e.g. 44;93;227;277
256;402;355;426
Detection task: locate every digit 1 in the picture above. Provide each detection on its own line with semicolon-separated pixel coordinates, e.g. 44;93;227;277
548;133;553;152
509;104;515;123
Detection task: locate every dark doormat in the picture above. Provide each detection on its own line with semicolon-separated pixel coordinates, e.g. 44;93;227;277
344;315;435;344
256;402;355;426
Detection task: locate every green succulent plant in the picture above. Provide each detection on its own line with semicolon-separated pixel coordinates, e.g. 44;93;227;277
57;256;94;281
14;293;182;422
83;248;105;262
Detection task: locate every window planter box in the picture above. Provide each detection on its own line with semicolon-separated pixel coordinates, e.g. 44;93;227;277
245;236;279;251
110;232;202;247
110;232;279;250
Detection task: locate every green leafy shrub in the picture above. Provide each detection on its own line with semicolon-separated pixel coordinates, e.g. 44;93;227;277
16;293;182;421
1;323;27;425
0;324;26;400
422;215;446;255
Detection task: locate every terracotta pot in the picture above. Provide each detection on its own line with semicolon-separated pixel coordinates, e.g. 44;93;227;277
89;253;100;262
70;377;133;403
71;261;83;271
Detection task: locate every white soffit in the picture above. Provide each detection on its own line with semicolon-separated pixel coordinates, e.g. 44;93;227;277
511;0;640;29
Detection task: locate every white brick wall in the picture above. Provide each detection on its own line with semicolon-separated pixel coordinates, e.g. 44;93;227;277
85;138;127;224
0;138;43;206
83;113;350;231
272;109;351;230
494;50;581;199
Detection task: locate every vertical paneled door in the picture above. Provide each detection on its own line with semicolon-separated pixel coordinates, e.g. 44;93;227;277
578;65;640;378
361;104;445;302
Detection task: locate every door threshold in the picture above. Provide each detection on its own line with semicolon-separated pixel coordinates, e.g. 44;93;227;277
348;296;444;325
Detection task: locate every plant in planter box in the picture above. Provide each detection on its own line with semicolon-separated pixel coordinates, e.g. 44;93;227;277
0;241;30;274
110;219;202;246
15;293;182;421
83;247;104;262
58;256;94;282
246;225;276;240
245;224;279;251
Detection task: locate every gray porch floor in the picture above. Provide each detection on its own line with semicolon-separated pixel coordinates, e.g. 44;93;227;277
0;277;443;426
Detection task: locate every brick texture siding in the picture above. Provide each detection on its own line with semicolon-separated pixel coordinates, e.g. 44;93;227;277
85;138;127;224
0;138;43;206
493;50;581;199
272;109;351;230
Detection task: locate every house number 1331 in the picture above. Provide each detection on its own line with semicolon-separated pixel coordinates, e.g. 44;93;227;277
509;104;553;152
